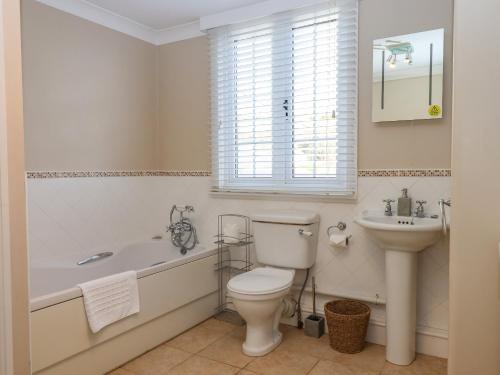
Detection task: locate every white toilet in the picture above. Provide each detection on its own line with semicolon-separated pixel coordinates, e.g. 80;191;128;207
227;210;319;356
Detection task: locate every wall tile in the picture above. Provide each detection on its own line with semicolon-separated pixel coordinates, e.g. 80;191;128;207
26;175;451;333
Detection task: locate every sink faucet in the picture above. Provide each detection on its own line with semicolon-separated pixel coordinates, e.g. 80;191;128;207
414;200;427;218
383;199;395;216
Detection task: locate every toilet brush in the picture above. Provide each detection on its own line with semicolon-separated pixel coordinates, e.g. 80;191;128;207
304;277;325;338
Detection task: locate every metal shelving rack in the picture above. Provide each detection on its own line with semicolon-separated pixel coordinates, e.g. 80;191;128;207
214;214;253;323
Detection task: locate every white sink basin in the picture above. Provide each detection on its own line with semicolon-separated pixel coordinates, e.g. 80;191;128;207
355;210;445;366
355;211;443;252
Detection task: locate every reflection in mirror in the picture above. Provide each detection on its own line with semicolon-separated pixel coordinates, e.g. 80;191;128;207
372;29;444;122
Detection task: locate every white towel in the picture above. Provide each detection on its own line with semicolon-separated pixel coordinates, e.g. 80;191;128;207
78;271;140;333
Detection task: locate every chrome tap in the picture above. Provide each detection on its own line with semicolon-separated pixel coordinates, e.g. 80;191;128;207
167;205;198;254
414;200;427;218
383;199;395;216
438;199;451;235
438;198;451;207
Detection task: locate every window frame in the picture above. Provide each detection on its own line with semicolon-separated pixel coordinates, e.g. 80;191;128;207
211;3;358;198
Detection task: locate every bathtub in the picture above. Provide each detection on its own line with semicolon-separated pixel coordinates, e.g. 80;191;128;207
30;240;219;375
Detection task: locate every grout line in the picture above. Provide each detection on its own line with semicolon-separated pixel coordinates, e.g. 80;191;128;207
304;357;321;375
162;352;196;373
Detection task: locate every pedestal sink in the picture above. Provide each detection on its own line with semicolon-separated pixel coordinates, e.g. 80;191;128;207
355;210;444;365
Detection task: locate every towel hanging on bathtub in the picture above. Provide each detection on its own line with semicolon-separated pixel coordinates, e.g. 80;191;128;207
78;270;140;333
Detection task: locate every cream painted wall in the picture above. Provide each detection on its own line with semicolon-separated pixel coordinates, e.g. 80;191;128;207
157;37;210;171
156;0;454;171
21;0;453;172
448;0;500;374
21;0;158;171
358;0;453;169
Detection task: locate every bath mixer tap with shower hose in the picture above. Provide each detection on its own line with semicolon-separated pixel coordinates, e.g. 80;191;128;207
167;205;199;254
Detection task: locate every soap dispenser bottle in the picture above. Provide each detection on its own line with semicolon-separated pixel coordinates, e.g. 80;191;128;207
397;188;412;217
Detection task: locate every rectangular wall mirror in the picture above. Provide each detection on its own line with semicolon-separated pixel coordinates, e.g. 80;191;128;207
372;28;444;122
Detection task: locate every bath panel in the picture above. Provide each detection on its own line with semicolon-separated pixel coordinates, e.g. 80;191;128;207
30;247;218;373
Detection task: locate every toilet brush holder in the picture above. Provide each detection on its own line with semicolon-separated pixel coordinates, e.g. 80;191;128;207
305;314;325;338
305;277;325;338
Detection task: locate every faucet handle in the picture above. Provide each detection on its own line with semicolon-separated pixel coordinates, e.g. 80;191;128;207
383;199;395;216
414;200;427;218
438;198;451;207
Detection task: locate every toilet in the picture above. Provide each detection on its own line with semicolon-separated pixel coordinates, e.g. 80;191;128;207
227;210;319;356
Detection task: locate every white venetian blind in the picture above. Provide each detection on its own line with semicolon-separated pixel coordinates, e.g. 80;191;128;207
209;0;358;196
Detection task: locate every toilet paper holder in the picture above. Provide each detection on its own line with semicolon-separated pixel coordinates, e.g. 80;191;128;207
327;221;352;245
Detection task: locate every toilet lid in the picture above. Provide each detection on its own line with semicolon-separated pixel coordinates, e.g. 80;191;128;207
227;267;295;295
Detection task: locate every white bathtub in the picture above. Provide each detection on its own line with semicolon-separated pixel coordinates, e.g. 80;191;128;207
30;240;216;311
30;240;219;374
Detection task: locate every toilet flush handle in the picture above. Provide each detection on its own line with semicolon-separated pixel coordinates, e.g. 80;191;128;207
298;229;313;237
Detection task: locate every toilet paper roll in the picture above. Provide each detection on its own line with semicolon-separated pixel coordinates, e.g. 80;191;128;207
223;223;241;244
329;233;349;248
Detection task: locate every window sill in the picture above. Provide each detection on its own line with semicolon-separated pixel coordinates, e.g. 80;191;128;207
210;190;357;203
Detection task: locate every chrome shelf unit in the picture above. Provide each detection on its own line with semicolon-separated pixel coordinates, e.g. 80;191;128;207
214;214;253;323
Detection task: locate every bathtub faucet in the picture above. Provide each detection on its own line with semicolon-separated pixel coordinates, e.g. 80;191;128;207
167;205;199;255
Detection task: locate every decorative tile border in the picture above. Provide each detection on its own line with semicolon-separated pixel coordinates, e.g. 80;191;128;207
26;169;451;179
358;169;451;177
26;171;212;179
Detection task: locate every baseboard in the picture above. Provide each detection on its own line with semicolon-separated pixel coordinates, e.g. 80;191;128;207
283;306;448;359
366;318;448;359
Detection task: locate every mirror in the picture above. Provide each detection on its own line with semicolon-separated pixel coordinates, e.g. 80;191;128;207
372;28;444;122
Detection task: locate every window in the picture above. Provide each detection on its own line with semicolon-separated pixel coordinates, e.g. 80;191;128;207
210;0;358;196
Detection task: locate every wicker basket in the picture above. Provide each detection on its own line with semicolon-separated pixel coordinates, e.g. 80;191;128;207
324;300;371;354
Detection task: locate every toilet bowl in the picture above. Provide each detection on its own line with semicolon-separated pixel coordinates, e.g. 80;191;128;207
226;209;319;356
227;267;295;356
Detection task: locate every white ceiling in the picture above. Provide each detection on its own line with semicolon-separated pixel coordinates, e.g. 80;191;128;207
37;0;320;45
84;0;267;30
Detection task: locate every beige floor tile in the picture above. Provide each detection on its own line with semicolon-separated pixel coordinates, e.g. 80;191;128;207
230;325;247;340
167;355;239;375
277;328;341;361
333;343;387;373
308;359;379;375
122;345;192;375
381;354;447;375
113;321;446;375
198;332;254;368
166;318;237;353
245;348;319;375
107;368;136;375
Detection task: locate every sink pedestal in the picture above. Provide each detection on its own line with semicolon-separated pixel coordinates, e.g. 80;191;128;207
354;211;444;366
385;249;417;365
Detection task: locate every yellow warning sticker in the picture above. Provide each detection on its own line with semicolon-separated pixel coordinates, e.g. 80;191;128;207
428;104;442;117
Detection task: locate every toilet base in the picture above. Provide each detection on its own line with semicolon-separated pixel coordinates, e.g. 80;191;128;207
231;292;287;357
243;331;282;356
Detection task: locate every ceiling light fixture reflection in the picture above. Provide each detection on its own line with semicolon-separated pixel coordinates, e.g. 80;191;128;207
385;42;413;69
404;52;413;65
389;54;396;68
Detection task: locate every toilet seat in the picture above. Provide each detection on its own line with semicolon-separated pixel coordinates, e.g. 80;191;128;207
227;267;294;295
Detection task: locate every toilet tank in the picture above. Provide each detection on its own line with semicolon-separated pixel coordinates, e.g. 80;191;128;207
252;210;320;269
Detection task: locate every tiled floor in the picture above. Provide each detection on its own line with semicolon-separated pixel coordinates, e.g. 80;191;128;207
109;318;447;375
